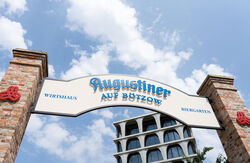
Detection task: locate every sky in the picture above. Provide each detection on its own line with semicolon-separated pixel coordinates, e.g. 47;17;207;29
0;0;250;163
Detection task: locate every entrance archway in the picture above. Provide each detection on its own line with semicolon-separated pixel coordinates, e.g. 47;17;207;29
0;49;249;162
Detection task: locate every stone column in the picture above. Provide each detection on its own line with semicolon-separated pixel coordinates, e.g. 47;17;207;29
0;49;48;163
119;122;126;137
153;113;161;129
197;75;250;162
136;117;143;133
139;150;147;163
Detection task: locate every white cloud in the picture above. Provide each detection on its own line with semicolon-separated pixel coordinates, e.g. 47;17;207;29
66;0;231;96
237;90;245;102
66;0;161;69
61;44;112;80
63;119;115;163
0;0;27;15
48;64;56;78
160;31;180;49
65;0;233;95
146;13;162;34
99;110;114;119
141;61;232;95
49;0;62;2
202;64;231;75
193;129;227;162
0;16;27;52
26;115;115;163
27;115;76;156
26;39;32;47
143;109;153;114
87;119;115;137
64;1;233;162
183;64;232;94
139;49;192;91
65;40;80;49
91;109;114;119
0;69;5;81
123;109;130;119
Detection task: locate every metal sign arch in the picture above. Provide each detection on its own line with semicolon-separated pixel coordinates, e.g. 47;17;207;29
33;74;221;129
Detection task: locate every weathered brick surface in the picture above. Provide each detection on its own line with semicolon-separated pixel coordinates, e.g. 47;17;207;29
0;49;48;163
198;75;250;163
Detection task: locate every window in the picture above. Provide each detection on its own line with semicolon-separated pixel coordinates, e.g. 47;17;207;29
145;134;160;146
127;138;141;150
117;156;122;163
128;153;142;163
147;149;163;163
143;117;157;132
161;116;176;127
126;122;139;136
117;142;122;152
167;145;184;159
183;128;191;138
188;142;195;155
116;126;122;138
164;130;180;142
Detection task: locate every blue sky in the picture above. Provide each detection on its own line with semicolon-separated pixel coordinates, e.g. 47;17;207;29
0;0;250;163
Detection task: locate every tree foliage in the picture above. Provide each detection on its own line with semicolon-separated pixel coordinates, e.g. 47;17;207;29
183;147;228;163
216;153;229;163
184;147;213;163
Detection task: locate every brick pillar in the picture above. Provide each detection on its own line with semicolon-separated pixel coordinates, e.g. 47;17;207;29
197;75;250;162
0;49;48;163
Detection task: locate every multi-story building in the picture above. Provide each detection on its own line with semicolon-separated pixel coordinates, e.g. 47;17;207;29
113;112;197;163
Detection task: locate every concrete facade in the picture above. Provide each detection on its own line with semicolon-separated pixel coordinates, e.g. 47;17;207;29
0;49;48;163
197;75;250;163
113;112;197;163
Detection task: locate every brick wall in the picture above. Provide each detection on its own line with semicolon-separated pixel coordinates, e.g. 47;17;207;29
0;49;48;163
197;75;250;163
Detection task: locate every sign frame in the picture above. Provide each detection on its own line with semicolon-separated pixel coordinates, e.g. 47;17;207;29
31;74;222;130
